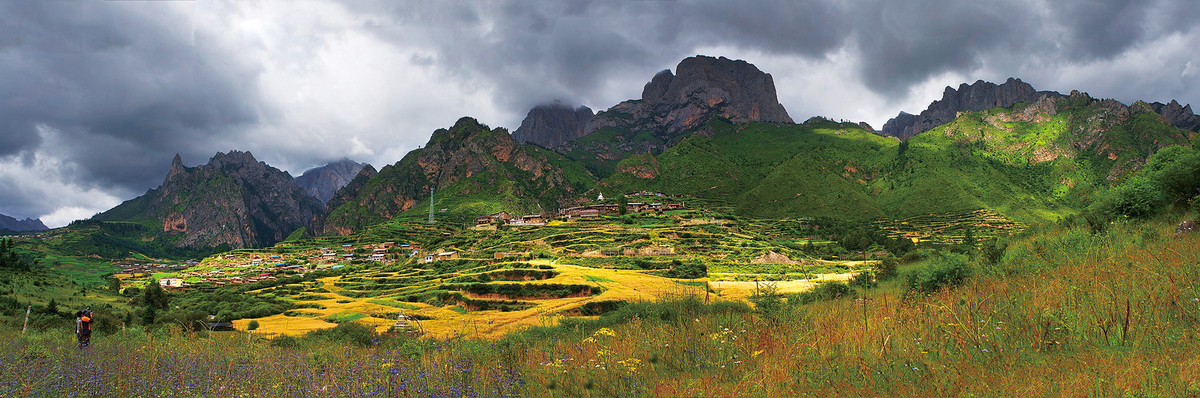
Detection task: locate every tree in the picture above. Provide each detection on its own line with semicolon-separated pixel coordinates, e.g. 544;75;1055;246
0;239;32;271
248;320;260;331
143;280;169;310
617;194;628;215
45;298;58;315
142;306;157;325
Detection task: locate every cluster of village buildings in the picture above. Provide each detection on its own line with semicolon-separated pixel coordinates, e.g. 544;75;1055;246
135;193;691;292
475;191;686;227
144;242;425;291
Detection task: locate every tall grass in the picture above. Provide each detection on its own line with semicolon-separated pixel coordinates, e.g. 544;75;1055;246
3;217;1199;396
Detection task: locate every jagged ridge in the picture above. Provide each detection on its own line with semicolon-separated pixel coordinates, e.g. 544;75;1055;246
883;78;1200;140
95;151;325;249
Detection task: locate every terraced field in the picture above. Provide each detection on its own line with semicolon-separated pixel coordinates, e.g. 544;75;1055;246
873;208;1024;245
210;211;894;338
232;259;708;339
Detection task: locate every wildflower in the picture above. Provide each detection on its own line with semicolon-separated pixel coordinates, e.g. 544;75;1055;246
617;358;641;373
751;350;764;358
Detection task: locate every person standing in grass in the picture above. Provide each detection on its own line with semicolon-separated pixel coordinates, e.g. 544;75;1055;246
76;308;93;349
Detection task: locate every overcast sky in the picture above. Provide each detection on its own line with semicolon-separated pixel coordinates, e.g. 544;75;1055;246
2;0;1199;227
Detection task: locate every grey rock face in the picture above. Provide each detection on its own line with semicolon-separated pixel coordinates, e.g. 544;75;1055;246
882;78;1062;139
99;151;326;248
295;159;367;204
883;78;1200;140
512;103;594;149
584;55;794;137
1149;100;1200;132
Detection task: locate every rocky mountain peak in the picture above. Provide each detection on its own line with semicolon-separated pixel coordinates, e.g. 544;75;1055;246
641;69;675;102
884;79;1200;140
882;78;1062;140
0;213;48;232
295;158;367;204
512;102;595;149
320;117;587;235
97;150;325;249
583;55;794;137
1149;99;1200;132
165;153;187;185
207;150;265;173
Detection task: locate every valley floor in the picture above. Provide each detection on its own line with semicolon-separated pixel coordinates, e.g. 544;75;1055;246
4;219;1200;396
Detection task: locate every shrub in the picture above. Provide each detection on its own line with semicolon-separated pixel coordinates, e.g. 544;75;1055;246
871;257;899;280
305;322;376;347
905;252;970;294
247;320;259;331
664;260;707;279
848;271;876;289
749;282;784;314
793;281;854;304
270;334;299;348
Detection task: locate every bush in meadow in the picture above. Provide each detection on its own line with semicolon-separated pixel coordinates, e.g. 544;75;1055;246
305;321;375;346
872;256;900;280
793;280;854;304
905;251;971;294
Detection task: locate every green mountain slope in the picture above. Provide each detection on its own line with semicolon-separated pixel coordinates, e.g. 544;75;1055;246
321;117;597;234
90;151;325;252
600;93;1194;223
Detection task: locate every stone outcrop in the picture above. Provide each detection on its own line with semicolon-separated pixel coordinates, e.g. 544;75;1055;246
584;55;793;137
97;151;326;248
512;103;594;149
1177;220;1197;237
295;158;367;204
882;78;1061;140
1149;100;1200;132
882;78;1200;139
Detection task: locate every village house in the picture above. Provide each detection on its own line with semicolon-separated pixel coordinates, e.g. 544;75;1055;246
424;251;459;263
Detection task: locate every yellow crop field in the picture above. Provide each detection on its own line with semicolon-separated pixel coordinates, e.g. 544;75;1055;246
234;260;709;339
234;258;859;339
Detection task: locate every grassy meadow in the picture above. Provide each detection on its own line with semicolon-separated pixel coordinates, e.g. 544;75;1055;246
4;213;1199;396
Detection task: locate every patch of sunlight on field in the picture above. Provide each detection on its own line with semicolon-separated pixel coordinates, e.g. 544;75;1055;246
236;259;709;339
234;259;854;339
709;272;854;300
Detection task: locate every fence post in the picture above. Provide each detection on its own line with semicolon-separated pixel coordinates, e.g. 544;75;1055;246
22;305;31;334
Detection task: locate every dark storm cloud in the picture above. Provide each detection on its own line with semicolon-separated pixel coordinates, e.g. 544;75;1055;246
0;1;260;192
851;0;1029;95
356;0;848;114
357;0;1200;109
3;0;1199;225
